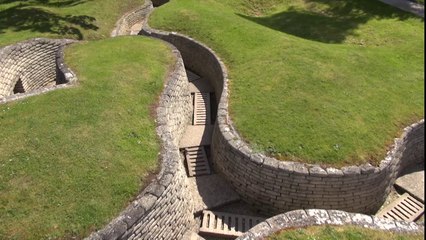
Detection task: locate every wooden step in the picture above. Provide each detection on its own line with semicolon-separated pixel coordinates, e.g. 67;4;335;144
199;210;264;238
193;92;211;126
185;146;211;177
377;193;424;222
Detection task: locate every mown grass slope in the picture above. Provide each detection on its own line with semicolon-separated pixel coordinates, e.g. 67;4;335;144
270;225;423;240
150;0;424;166
0;0;144;46
0;37;174;239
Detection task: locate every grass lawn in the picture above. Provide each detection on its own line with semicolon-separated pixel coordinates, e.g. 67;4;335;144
269;225;423;240
0;0;175;238
0;0;144;46
0;37;174;239
150;0;424;166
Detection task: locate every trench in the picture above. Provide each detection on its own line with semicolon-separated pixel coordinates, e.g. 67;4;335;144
1;0;423;239
112;3;269;238
94;0;425;238
177;68;267;239
126;3;271;239
135;3;270;239
135;2;424;238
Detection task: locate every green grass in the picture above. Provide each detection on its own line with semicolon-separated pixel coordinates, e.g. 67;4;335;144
150;0;424;166
0;0;175;238
0;37;174;239
269;225;423;240
0;0;144;46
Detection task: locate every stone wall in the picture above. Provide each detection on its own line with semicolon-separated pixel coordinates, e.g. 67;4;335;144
398;123;424;175
111;4;153;37
140;10;224;104
87;44;195;240
0;38;76;101
237;209;423;240
141;0;425;216
213;117;424;215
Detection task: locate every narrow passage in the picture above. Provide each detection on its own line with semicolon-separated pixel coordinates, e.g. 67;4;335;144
179;70;265;239
376;164;424;223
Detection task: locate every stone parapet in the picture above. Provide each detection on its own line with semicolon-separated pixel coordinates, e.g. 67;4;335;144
213;120;424;215
111;4;153;37
237;209;423;240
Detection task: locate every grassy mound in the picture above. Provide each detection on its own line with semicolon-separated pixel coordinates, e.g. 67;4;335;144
269;225;423;240
150;0;424;166
0;37;174;239
0;0;144;46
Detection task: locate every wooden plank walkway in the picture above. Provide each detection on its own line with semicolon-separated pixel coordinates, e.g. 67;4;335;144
193;92;211;126
377;193;424;222
185;146;211;177
199;210;264;238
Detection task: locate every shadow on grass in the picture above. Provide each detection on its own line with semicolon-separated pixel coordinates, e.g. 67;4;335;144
0;0;98;40
238;0;421;43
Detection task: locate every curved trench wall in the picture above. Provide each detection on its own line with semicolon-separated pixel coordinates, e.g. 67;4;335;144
398;123;424;175
140;7;223;104
141;0;425;216
87;44;195;240
110;0;171;37
213;121;424;215
111;4;153;37
237;209;423;240
0;38;76;102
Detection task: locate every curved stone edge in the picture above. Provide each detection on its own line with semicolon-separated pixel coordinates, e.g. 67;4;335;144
86;38;195;239
213;119;424;214
237;209;424;240
140;0;425;215
0;38;78;104
111;4;153;37
109;0;168;36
